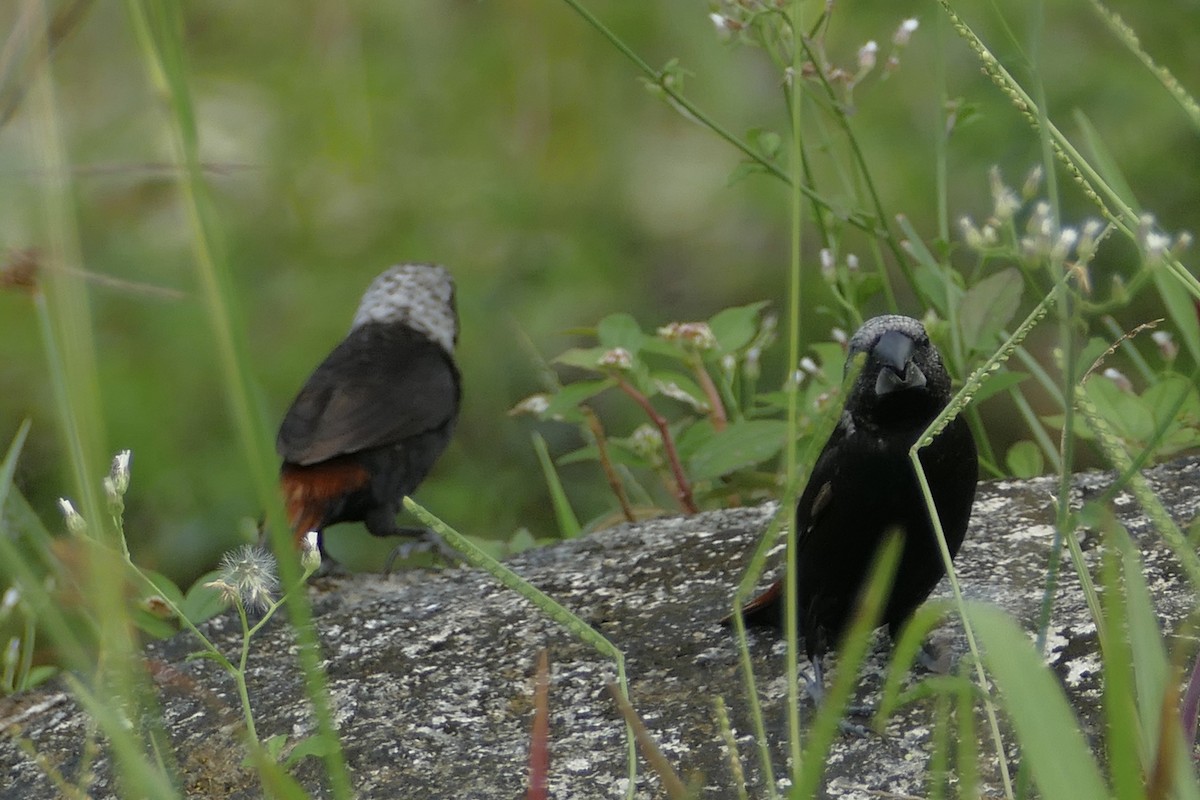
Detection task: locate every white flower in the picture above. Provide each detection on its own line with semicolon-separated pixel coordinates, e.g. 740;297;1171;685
857;41;878;73
599;348;633;370
207;545;279;613
57;498;87;535
893;18;919;47
300;531;322;573
1102;368;1133;393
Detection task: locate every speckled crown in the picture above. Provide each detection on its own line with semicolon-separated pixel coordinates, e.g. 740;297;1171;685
351;263;458;354
847;314;928;355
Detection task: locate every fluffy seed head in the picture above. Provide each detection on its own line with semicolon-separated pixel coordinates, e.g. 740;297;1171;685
351;263;458;355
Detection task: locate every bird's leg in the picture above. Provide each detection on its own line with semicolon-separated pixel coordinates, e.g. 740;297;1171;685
365;511;461;572
806;654;874;737
382;530;460;573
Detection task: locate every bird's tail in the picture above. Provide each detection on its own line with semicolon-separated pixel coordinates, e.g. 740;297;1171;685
280;459;371;546
721;580;783;628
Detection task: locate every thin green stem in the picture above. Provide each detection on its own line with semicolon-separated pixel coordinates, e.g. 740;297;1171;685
784;1;806;783
556;0;888;238
235;602;261;746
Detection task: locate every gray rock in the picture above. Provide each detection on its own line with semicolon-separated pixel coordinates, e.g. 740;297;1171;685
2;456;1199;798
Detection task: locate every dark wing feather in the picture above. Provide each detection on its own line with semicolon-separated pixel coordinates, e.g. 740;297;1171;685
795;421;845;549
277;323;460;466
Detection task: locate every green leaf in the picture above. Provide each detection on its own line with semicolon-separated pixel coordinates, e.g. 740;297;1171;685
966;602;1110;800
553;346;614;372
263;733;288;761
747;127;781;161
181;571;226;625
504;528;538;555
707;301;769;354
726;159;769;186
651;371;708;412
532;433;581;539
895;214;953;315
1143;374;1199;428
539;379;615;422
557;444;645;469
807;342;847;383
597;313;646;354
1154;271;1200;364
957;267;1023;353
283;733;338;769
849;272;884;306
687;420;787;481
1085;377;1154;444
141;569;186;611
1005;440;1044;478
970;368;1029;405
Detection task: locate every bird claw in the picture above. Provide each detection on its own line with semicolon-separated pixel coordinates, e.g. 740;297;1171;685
383;528;461;573
804;659;878;737
837;719;874;738
914;640;950;674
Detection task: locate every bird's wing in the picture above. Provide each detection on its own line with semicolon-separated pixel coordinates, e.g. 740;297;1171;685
277;325;460;466
795;422;845;549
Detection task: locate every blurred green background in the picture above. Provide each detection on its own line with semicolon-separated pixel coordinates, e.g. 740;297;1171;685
1;1;1198;584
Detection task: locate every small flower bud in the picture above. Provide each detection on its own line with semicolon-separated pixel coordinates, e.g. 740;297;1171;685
1;587;19;616
1174;231;1194;255
109;450;131;498
710;13;733;40
300;531;322;573
1021;165;1043;200
1050;228;1078;263
630;424;663;462
655;379;708;412
857;41;878;74
744;347;761;381
510;393;550;416
1102;368;1133;393
599;347;633;370
990;167;1021;221
819;248;836;280
658;322;716;350
893;18;919;47
57;498;87;536
1076;218;1103;262
959;216;985;251
1151;331;1178;361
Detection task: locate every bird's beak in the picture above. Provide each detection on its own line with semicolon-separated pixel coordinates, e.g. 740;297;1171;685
872;330;927;396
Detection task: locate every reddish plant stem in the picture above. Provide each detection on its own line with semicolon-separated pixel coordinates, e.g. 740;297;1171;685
615;375;698;514
689;356;728;432
582;406;636;523
525;649;550;800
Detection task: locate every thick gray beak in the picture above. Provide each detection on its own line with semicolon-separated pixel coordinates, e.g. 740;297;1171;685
872;330;927;396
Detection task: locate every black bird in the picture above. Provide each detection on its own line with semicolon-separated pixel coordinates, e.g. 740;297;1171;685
740;315;977;692
276;263;460;562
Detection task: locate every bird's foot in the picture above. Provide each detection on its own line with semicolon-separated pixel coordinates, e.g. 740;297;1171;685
383;527;461;573
915;639;951;674
805;659;878;738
